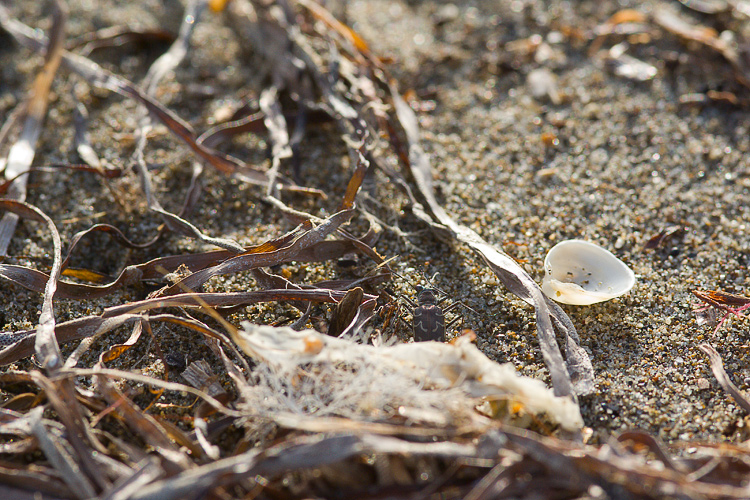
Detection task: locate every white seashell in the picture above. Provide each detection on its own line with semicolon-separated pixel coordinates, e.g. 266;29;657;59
541;240;636;305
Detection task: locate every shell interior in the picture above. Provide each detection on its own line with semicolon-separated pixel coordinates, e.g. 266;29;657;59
541;240;636;305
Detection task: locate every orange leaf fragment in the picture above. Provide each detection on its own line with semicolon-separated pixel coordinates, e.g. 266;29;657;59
209;0;230;13
606;9;647;26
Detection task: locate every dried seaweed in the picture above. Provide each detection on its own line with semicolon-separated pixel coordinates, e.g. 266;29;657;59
231;1;595;402
68;26;176;55
0;5;322;197
0;209;369;301
0;0;66;256
0;288;377;365
694;289;750;335
2;1;750;499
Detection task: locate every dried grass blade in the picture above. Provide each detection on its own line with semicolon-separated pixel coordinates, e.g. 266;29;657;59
196;111;266;148
313;274;390;291
178;159;205;219
0;263;140;300
100;458;162;500
0;0;66;256
389;89;592;397
616;431;683;472
264;194;385;265
0;223;308;301
0;469;72;500
0;315;142;366
0;436;36;454
141;0;205;96
97;319;144;364
284;238;360;263
103;289;374;317
298;0;371;55
30;371;110;491
699;343;750;414
126;432;474;500
259;86;292;196
160;207;355;294
69;26;175;55
653;8;738;65
151;416;205;458
270;413;475;438
0;200;64;370
42;162;122;179
72;98;102;169
27;406;98;499
73;367;241;418
61;223;162;271
0;100;26;153
91;365;193;472
339;148;369;211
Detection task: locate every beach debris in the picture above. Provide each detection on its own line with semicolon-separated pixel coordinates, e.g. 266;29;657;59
693;289;750;335
541;240;636;305
652;8;746;86
591;6;750;90
605;43;657;81
326;286;365;337
679;90;743;106
589;9;651;55
526;68;562;104
676;0;732;14
3;1;750;497
231;323;584;431
0;0;66;256
643;225;686;251
700;343;750;414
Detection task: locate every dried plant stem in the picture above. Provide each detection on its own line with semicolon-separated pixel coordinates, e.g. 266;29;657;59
0;0;66;255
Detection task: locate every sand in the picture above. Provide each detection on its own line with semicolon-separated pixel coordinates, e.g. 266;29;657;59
1;0;750;450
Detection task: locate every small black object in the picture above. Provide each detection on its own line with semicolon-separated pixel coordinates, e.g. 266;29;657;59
412;286;446;342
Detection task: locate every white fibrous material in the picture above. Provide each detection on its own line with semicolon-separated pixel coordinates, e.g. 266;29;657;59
232;323;583;431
